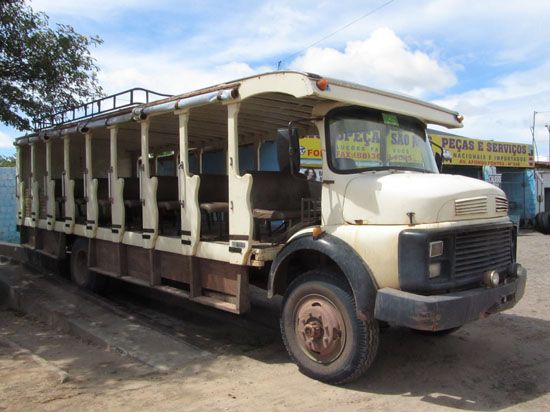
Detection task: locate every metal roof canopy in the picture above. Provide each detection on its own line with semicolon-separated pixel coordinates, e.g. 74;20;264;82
15;71;463;147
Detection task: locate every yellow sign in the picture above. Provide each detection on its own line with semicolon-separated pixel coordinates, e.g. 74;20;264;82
299;135;323;167
429;133;534;168
299;133;534;169
299;131;425;168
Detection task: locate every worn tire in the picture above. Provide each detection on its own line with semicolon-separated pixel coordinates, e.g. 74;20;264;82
280;271;379;384
70;239;106;292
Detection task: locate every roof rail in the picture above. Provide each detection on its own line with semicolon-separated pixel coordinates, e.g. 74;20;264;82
33;88;173;131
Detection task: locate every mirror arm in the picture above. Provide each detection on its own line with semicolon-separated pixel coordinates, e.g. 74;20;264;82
287;117;323;176
429;138;452;172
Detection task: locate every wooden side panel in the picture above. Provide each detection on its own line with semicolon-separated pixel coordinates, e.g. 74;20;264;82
198;260;250;312
94;239;122;276
199;259;239;295
156;251;191;284
20;226;35;248
126;246;152;282
38;230;65;259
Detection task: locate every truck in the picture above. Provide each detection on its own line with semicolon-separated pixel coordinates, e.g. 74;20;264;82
15;71;527;384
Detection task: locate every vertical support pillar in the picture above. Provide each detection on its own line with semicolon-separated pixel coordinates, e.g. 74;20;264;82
45;140;55;229
84;132;98;237
140;119;158;248
30;143;38;227
198;148;204;173
108;126;124;242
227;103;254;265
254;140;262;171
15;145;23;226
177;111;200;254
63;136;75;233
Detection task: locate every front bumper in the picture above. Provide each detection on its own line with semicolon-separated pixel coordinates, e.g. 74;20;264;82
374;265;527;331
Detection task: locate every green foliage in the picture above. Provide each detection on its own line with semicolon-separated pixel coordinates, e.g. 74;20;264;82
0;155;16;167
0;0;103;131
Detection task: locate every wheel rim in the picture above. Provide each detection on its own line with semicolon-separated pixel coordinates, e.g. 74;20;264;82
293;293;346;364
73;249;88;286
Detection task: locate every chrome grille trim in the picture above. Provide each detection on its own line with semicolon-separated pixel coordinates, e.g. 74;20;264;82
454;227;513;279
455;196;488;216
496;196;509;213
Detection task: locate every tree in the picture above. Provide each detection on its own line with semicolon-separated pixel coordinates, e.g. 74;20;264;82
0;155;16;167
0;0;103;131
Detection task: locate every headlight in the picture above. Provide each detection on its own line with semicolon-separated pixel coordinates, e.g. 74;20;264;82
429;240;444;258
429;262;442;278
483;270;500;287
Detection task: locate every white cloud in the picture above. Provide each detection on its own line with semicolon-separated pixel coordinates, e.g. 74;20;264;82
431;62;550;159
0;130;15;149
95;48;272;95
289;27;456;98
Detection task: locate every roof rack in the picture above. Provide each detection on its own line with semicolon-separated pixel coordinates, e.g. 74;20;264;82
33;87;173;131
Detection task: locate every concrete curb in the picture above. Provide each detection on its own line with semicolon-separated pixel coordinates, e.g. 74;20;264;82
0;242;25;263
0;263;211;372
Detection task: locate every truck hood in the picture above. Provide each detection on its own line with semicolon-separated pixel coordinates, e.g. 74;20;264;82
342;172;508;225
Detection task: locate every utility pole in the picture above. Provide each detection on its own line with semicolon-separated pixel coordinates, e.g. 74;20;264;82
531;110;550;160
531;111;537;158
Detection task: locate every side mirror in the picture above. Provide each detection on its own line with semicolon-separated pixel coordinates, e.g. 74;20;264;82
442;149;452;161
276;127;300;174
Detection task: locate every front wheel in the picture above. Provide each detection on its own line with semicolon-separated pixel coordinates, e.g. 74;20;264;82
280;271;379;384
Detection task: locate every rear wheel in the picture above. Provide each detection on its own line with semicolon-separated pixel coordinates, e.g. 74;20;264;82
280;271;379;384
70;239;106;292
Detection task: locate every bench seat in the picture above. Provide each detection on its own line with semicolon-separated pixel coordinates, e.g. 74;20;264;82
200;201;229;213
252;208;302;220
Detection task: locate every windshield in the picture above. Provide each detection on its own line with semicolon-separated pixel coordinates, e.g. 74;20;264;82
326;106;438;173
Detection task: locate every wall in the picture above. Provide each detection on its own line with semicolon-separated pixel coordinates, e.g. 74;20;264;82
0;167;18;243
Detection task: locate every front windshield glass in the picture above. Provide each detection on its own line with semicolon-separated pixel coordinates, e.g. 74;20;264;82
326;106;438;173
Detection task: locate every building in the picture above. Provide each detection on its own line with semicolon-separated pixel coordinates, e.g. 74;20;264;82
535;161;550;215
428;130;536;226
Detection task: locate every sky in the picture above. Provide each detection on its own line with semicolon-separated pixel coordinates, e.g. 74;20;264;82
2;0;550;159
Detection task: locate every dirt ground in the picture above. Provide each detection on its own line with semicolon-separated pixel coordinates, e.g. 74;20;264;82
1;230;549;411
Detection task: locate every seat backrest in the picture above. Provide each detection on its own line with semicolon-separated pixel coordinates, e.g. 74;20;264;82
156;176;179;201
54;178;62;198
249;171;310;211
198;174;228;203
96;178;109;200
73;178;84;199
123;177;140;200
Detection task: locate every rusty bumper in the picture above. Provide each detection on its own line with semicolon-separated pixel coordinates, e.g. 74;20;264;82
374;268;527;331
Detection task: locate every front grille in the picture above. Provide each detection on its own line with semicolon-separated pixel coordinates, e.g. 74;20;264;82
496;196;509;213
455;196;488;216
454;227;513;279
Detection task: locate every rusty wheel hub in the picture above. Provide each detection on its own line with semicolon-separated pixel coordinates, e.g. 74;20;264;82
295;294;346;364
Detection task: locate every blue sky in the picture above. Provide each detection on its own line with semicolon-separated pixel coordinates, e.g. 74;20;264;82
2;0;550;159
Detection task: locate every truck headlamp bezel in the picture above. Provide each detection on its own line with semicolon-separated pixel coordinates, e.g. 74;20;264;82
429;240;444;258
